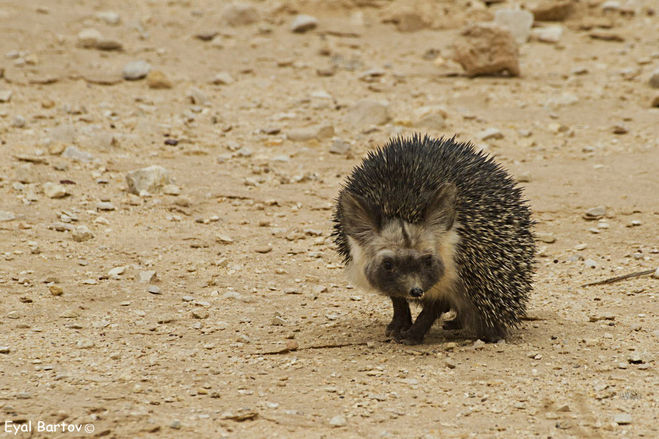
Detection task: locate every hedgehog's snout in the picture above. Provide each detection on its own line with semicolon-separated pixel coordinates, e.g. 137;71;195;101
409;287;424;298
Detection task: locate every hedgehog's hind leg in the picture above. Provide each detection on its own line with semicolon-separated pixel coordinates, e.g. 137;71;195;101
385;297;412;338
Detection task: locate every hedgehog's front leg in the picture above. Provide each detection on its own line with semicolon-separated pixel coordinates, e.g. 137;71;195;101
385;297;412;338
397;301;443;345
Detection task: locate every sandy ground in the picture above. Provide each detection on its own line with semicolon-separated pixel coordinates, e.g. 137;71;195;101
0;0;657;438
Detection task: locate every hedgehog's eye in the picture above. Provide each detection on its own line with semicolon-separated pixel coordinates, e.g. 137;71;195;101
382;258;394;272
422;255;434;267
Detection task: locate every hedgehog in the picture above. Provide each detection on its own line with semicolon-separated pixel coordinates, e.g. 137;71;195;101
332;135;535;344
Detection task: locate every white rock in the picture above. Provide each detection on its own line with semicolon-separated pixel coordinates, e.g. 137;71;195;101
287;125;334;141
72;225;94;242
122;60;151;80
495;9;534;44
211;72;235;85
96;11;120;25
222;3;259;26
545;93;578;109
329;138;351;155
649;68;659;88
108;266;125;279
186;87;208;105
329;415;347;427
62;145;94;162
43;182;68;199
163;184;181;196
77;28;103;48
652;267;659;279
614;413;632;425
345;100;390;127
291;14;318;33
125;165;172;196
0;210;15;222
0;89;12;102
532;26;563;44
477;127;504;140
138;270;157;283
413;105;447;130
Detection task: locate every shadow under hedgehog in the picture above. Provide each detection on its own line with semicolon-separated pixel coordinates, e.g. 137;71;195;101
332;135;535;344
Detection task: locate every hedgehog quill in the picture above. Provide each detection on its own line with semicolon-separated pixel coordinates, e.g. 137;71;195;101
332;135;535;344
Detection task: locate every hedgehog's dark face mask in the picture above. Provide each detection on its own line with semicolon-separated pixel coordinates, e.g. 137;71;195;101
340;183;457;299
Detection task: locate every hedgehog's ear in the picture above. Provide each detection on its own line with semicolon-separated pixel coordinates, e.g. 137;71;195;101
340;192;381;244
424;183;457;231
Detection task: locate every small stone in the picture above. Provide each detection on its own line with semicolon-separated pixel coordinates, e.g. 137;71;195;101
215;234;234;244
96;11;121;25
76;339;95;349
532;26;563;44
613;413;632;425
162;184;181;196
0;346;9;354
255;246;272;254
628;352;644;364
385;9;428;33
186;87;208;105
192;309;209;319
584;259;597;269
494;9;534;44
95;39;123;51
72;225;94;242
211;72;234;85
108;266;125;279
452;23;520;77
96;201;115;211
0;210;16;222
61;145;94;162
652;267;659;279
43;182;68;199
125;165;172;195
48;142;66;155
49;285;63;296
584;206;606;220
535;232;556;243
147;70;173;89
77;28;103;48
413;106;447;130
445;358;457;369
12;116;26;128
329;415;347;427
477;127;504;141
0;89;12;102
291;14;318;33
649;68;659;88
329;139;351;155
287;125;334;142
148;285;161;295
169;420;181;430
122;60;151;80
532;1;573;21
138;270;157;283
652;95;659;108
345;100;390;127
222;3;259;26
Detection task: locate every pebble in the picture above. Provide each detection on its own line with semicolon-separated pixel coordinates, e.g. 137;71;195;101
96;11;120;26
329;415;347;427
138;270;157;283
532;26;563;44
96;201;115;211
291;15;318;33
0;89;12;102
125;165;172;196
192;309;209;319
62;145;94;162
614;413;632;425
287;125;334;141
0;346;9;354
413;106;447;130
652;267;659;279
108;266;125;279
345;100;390;127
584;259;597;269
147;70;173;89
211;72;235;85
532;0;573;21
452;23;520;77
649;68;659;88
445;358;457;369
0;210;16;222
72;225;94;242
215;234;234;244
77;28;102;48
329;138;351;155
49;285;63;296
494;9;534;44
148;285;161;295
43;182;68;199
169;420;181;430
162;184;181;196
584;206;606;220
535;232;556;243
386;10;427;33
122;60;151;80
222;3;259;26
255;246;272;254
12;116;26;128
477;127;504;141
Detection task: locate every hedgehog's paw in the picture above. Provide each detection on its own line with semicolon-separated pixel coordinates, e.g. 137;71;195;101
385;320;412;339
396;329;425;345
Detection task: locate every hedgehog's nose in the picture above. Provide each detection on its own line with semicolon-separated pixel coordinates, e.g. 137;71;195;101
409;287;424;298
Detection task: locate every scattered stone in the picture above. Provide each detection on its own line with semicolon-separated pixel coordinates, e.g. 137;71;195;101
584;206;606;220
329;415;347;427
211;71;235;85
532;26;563;44
122;60;151;80
195;30;218;41
96;201;115;211
652;95;659;108
186;87;208;105
287;125;334;142
108;266;125;279
532;1;573;21
62;145;94;162
0;89;12;102
12;116;26;128
652;267;659;279
125;165;172;196
0;346;9;354
215;234;234;244
72;225;94;242
535;232;556;243
494;9;534;44
612;124;628;134
95;38;123;51
221;409;258;421
384;9;428;32
222;3;259;26
148;285;161;295
43;182;68;199
584;259;597;269
452;23;520;77
649;68;659;88
255;246;272;254
49;285;63;296
147;70;173;89
96;11;121;25
445;358;457;369
329;138;351;155
545;93;579;108
345;100;390;127
138;270;157;283
291;14;318;33
477;127;504;141
614;413;632;425
76;339;95;349
77;28;103;48
169;420;181;430
589;31;624;42
0;210;16;222
413;106;447;130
